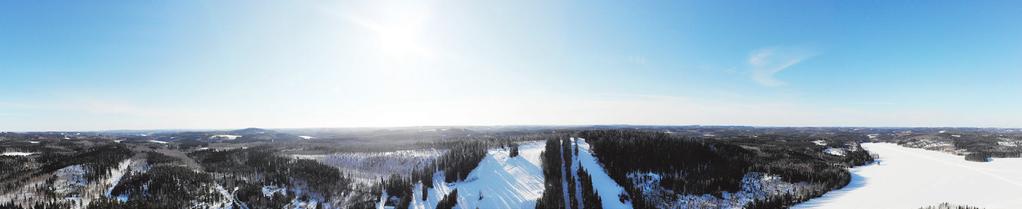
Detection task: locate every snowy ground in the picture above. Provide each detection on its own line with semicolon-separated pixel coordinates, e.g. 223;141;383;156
795;143;1022;209
823;147;846;156
575;138;634;209
407;141;546;209
1;151;36;156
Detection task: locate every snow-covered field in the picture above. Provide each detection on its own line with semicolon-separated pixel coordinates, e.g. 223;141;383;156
796;143;1022;209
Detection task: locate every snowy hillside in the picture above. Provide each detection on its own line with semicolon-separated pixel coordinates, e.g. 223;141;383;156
406;141;546;209
575;138;634;209
796;143;1022;209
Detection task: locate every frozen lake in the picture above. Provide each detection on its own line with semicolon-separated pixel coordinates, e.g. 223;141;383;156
795;143;1022;209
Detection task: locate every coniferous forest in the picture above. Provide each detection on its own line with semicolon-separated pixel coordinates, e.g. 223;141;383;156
6;126;1019;209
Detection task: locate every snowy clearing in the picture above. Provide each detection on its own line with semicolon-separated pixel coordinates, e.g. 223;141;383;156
296;149;443;183
795;143;1022;209
410;140;546;209
823;148;846;156
1;151;36;156
209;134;242;140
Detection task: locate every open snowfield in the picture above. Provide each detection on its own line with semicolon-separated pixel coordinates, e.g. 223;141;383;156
795;143;1022;209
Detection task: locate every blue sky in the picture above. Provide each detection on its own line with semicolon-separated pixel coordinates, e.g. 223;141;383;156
2;0;1021;131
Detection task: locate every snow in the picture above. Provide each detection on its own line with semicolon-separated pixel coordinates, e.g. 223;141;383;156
823;148;846;156
104;159;132;197
295;149;443;183
148;140;169;144
1;151;36;156
576;138;634;209
210;134;242;140
28;141;40;144
997;138;1019;147
446;141;546;209
377;191;389;209
812;140;827;146
795;143;1022;209
672;173;808;209
52;165;88;197
560;140;571;209
262;185;287;197
410;141;546;209
626;170;806;208
299;135;314;140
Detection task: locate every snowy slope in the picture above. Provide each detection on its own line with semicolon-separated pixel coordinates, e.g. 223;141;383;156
823;147;846;156
575;138;634;209
795;143;1022;209
410;141;546;209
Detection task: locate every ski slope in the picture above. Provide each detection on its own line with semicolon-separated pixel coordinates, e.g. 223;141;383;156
576;138;634;209
795;143;1022;209
410;141;546;209
401;139;633;209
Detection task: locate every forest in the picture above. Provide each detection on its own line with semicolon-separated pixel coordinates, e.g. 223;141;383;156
19;126;1020;209
578;130;873;209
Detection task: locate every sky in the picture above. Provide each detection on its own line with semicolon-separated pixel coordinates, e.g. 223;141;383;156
1;0;1021;131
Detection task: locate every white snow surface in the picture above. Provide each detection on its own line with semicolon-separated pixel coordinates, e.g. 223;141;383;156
148;140;169;144
796;143;1022;209
450;141;546;209
210;134;242;140
1;151;36;156
296;149;443;183
576;138;634;209
627;171;806;209
812;140;827;146
104;159;132;197
410;141;546;209
823;147;846;156
262;185;287;197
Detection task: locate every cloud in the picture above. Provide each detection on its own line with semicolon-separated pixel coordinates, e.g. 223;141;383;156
748;47;817;86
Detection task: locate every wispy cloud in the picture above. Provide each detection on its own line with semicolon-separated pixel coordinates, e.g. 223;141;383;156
748;47;817;86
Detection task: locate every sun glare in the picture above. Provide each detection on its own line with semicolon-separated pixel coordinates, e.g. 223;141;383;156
345;3;433;58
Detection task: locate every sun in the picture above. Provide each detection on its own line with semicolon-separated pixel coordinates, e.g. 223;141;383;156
344;3;432;57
